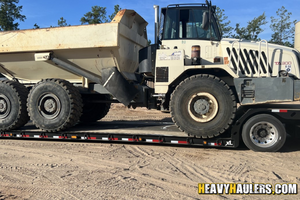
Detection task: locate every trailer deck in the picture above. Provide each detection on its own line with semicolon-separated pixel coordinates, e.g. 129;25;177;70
1;104;300;152
0;120;239;148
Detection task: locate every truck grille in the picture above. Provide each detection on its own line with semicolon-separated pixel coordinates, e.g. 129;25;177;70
156;67;169;82
226;47;272;76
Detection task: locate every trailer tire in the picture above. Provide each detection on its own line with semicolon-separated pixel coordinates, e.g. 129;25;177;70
0;80;29;130
80;94;111;122
242;114;286;152
27;79;83;132
170;74;236;138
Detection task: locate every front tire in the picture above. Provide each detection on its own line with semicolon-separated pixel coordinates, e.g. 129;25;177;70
27;79;82;132
242;114;286;152
170;74;236;138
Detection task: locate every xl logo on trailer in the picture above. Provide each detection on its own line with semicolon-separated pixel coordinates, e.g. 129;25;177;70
225;140;234;146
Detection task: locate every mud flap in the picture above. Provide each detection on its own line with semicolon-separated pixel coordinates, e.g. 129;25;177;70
101;67;138;106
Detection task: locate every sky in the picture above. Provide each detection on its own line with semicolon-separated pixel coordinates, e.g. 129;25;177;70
18;0;300;43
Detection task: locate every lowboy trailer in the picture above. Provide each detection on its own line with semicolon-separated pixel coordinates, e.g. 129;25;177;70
1;103;300;152
1;1;300;141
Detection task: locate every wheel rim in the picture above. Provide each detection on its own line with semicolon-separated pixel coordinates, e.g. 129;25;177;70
249;121;279;148
38;93;61;119
0;94;11;119
188;92;218;122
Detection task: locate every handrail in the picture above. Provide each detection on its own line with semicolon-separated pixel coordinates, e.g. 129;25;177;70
258;40;269;77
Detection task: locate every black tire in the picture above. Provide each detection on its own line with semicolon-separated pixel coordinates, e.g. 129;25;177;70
0;80;29;130
170;74;236;138
80;94;111;122
27;79;83;132
242;114;286;152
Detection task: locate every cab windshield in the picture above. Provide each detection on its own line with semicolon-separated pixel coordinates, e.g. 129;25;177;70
162;7;220;40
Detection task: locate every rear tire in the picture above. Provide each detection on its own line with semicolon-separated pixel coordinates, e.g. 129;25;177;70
242;114;286;152
0;80;29;130
27;79;82;132
80;94;111;122
170;74;236;138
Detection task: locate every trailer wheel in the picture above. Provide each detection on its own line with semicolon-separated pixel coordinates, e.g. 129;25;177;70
27;79;83;132
0;81;29;130
242;114;286;152
80;94;111;122
170;74;236;138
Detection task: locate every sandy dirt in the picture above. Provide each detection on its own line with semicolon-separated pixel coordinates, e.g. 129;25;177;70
0;104;300;200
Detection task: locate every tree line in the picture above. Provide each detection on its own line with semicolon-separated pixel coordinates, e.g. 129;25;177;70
216;6;296;47
0;1;121;29
0;0;297;47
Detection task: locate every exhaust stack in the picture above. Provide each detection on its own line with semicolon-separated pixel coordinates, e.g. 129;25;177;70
153;5;159;45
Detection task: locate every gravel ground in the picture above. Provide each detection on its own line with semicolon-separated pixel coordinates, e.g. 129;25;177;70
0;104;299;200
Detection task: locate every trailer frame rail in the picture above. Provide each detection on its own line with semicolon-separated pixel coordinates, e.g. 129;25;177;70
0;130;240;148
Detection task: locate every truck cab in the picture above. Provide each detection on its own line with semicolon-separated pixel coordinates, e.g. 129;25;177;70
154;3;227;95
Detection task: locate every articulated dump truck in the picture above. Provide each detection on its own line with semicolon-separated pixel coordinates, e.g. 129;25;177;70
0;1;300;138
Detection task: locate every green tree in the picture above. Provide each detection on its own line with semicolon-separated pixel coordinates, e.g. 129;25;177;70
81;5;121;24
215;7;233;38
269;6;296;47
108;5;121;21
233;13;267;41
0;0;26;31
80;6;108;24
58;17;68;27
33;23;40;29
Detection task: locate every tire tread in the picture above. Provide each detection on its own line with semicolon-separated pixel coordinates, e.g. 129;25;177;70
170;74;237;138
0;80;29;130
27;79;82;132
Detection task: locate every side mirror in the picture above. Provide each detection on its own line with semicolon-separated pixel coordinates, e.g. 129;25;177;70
202;11;209;31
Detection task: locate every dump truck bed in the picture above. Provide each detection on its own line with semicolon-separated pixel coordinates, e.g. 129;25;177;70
0;24;118;52
0;10;148;83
